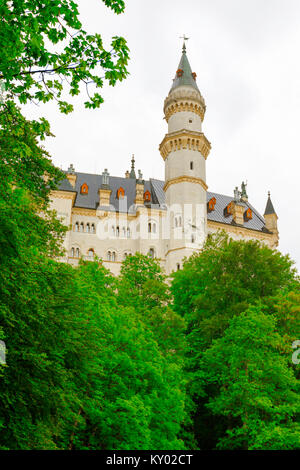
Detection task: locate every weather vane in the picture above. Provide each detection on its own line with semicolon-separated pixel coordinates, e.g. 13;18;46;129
180;34;189;52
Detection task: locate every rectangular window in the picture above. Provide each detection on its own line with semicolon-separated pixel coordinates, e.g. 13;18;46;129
190;161;193;170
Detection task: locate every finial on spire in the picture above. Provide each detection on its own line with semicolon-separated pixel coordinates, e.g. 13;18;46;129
268;190;270;197
180;34;189;53
130;154;136;179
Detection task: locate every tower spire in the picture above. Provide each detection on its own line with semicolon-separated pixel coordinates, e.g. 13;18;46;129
170;37;199;93
264;191;276;215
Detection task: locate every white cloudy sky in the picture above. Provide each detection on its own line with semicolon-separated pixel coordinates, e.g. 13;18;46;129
24;0;300;270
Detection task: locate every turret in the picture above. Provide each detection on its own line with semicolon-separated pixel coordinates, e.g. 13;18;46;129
264;191;278;234
159;40;211;274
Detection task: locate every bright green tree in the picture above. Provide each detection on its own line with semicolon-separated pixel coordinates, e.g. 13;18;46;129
0;0;129;112
118;253;186;361
56;259;186;450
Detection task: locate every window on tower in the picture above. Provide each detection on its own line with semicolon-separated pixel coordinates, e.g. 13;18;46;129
190;161;194;170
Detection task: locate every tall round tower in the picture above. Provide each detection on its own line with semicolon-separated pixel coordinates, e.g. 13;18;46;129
159;41;211;274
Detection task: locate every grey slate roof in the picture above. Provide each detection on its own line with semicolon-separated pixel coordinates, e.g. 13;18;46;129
58;172;269;233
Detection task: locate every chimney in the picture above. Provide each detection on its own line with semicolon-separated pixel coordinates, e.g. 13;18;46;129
232;186;245;225
98;169;111;206
66;164;77;188
135;169;144;205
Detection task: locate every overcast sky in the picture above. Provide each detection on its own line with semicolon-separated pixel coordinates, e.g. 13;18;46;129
24;0;300;270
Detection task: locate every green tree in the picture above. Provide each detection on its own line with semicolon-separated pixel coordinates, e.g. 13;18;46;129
56;259;186;450
117;254;193;447
171;233;298;449
118;253;186;361
0;101;63;203
0;0;129;113
172;232;296;348
200;306;300;450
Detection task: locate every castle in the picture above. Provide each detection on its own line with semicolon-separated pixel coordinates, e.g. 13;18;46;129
50;42;279;275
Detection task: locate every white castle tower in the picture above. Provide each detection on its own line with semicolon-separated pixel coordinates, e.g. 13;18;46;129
159;40;211;274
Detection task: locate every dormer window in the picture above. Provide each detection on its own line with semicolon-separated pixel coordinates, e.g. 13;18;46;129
191;72;197;80
207;197;216;212
176;68;183;77
244;208;253;221
80;183;88;195
224;202;233;217
117;187;125;199
144;190;151;202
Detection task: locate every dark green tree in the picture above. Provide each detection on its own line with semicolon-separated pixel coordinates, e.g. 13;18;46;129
200;306;300;449
171;232;299;449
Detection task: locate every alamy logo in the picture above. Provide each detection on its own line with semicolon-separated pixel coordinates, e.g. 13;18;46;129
0;340;6;365
292;340;300;365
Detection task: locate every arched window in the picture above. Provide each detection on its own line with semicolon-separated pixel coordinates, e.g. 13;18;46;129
71;247;75;257
148;222;152;233
152;223;156;234
91;224;95;234
107;251;111;261
80;183;89;195
127;227;130;238
86;223;90;233
111;226;115;236
144;190;151;202
88;248;94;259
191;234;195;243
176;263;180;271
175;218;178;228
148;248;155;259
190;161;194;170
122;227;126;237
179;216;182;227
117;187;125;199
75;222;79;232
124;252;128;259
116;226;120;237
111;252;116;262
76;248;80;258
80;222;84;232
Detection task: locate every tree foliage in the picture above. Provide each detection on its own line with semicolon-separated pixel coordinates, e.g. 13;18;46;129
0;0;129;112
171;232;299;449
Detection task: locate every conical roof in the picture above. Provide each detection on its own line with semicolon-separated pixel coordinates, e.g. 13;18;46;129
264;192;276;215
170;43;200;93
